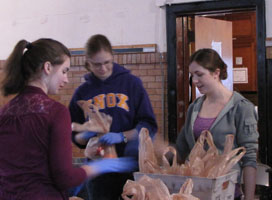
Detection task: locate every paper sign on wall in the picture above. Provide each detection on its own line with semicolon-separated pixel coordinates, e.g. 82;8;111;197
233;68;248;84
211;40;222;57
235;57;243;65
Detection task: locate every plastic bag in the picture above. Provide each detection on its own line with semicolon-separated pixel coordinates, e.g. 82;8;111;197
161;146;181;175
122;180;146;200
138;128;246;178
122;176;199;200
71;100;117;159
122;175;171;200
138;128;159;173
72;101;112;133
84;136;117;159
171;178;199;200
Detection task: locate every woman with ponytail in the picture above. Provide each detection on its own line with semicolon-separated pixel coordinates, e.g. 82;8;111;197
0;38;136;200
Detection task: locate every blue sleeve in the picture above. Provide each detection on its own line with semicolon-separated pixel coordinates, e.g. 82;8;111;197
123;78;158;159
134;79;158;138
68;90;87;149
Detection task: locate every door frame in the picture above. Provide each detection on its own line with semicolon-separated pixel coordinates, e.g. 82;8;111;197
166;0;267;163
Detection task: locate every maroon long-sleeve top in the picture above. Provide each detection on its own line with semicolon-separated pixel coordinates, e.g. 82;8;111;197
0;86;86;200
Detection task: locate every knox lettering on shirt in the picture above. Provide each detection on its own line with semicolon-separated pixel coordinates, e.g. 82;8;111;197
91;93;129;111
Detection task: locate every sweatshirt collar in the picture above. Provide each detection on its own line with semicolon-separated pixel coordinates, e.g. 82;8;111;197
191;91;243;130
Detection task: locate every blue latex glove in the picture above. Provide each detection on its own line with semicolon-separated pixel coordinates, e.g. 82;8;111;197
75;131;97;145
87;157;138;175
80;131;97;140
99;132;124;145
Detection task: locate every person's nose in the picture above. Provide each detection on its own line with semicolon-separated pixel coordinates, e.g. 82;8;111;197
64;75;69;84
192;76;198;84
100;64;107;70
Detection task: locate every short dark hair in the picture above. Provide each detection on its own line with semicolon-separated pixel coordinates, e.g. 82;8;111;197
1;38;70;96
189;48;228;80
85;34;112;58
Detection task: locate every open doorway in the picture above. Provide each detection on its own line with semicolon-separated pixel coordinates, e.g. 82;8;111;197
176;11;257;133
166;0;267;163
208;11;257;100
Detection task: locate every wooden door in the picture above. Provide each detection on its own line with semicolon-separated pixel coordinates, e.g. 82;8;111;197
208;11;257;93
176;16;233;135
195;16;233;97
176;16;195;135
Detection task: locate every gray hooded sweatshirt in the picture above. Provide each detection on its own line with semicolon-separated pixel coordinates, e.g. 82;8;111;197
176;91;259;181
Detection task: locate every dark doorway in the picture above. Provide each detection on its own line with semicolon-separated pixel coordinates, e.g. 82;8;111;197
166;0;268;164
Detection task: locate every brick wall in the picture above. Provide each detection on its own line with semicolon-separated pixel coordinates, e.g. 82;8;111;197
50;52;168;157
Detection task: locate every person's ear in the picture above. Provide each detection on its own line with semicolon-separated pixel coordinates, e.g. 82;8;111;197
84;61;91;72
214;68;220;79
43;61;52;75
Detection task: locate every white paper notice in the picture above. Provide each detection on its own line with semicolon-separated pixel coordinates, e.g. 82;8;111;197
235;57;243;65
233;68;248;83
211;41;222;57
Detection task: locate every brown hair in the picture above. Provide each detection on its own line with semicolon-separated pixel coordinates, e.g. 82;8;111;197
85;34;112;58
189;48;228;80
84;34;113;71
1;38;71;96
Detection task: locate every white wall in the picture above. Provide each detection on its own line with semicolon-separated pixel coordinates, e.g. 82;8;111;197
0;0;166;59
0;0;271;59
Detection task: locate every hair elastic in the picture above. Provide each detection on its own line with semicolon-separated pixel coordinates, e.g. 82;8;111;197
26;42;32;50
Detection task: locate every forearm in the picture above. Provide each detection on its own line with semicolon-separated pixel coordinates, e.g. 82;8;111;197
75;132;91;145
123;129;138;141
81;165;96;178
243;166;256;200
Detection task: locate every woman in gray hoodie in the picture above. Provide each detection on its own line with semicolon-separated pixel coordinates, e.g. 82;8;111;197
176;48;258;200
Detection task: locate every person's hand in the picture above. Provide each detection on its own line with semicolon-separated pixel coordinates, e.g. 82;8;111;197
99;132;125;145
80;131;97;140
87;157;138;175
75;131;97;145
